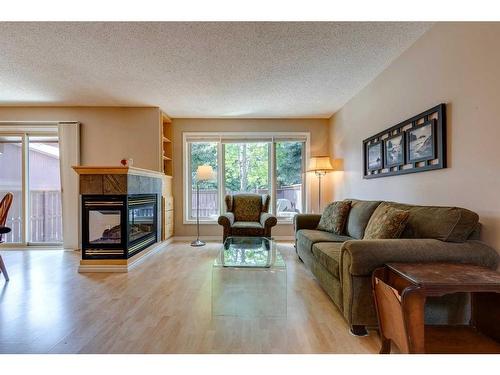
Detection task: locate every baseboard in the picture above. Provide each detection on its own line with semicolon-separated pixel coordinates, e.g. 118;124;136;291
78;238;174;273
172;236;294;242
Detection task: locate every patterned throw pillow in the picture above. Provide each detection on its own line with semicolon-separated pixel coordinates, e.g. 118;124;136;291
317;201;352;235
363;205;410;239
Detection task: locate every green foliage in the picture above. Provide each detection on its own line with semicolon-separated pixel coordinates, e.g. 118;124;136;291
224;143;269;193
190;141;303;192
190;142;217;189
276;142;303;187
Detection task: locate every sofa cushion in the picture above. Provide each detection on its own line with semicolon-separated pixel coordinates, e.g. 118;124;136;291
344;199;381;239
296;229;353;252
363;205;410;239
232;194;263;222
312;242;342;278
317;201;351;234
382;202;479;242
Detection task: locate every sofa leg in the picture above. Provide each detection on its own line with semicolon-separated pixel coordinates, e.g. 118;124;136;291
349;325;369;337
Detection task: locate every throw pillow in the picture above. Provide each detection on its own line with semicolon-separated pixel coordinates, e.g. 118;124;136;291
363;205;410;239
317;201;352;235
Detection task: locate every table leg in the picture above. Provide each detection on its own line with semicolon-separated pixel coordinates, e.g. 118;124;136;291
401;286;426;354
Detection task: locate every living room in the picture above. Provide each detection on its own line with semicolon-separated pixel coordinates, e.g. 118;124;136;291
1;1;500;372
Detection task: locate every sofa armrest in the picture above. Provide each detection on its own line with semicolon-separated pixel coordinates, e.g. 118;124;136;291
260;212;277;228
341;239;500;277
217;213;235;228
294;214;321;233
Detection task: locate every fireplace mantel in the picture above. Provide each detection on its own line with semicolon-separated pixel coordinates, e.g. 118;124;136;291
73;166;163;196
73;166;164;178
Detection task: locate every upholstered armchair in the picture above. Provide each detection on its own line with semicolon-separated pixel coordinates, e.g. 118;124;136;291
218;194;277;242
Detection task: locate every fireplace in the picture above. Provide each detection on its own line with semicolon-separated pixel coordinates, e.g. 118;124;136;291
82;194;158;259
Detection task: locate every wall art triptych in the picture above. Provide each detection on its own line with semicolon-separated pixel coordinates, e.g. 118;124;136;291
363;104;446;179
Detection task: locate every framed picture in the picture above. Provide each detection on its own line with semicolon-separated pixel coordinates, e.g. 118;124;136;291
363;104;446;178
384;132;405;168
366;141;383;171
406;120;436;163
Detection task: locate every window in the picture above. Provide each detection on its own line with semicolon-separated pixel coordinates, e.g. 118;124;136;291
224;142;270;196
187;142;219;221
276;141;304;219
0;129;62;245
184;133;308;224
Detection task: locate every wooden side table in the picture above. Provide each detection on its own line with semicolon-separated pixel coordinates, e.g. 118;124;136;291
372;263;500;354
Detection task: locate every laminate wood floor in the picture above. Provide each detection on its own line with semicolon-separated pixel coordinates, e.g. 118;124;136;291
0;242;380;353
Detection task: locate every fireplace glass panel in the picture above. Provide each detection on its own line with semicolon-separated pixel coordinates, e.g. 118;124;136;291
88;209;122;244
129;205;155;242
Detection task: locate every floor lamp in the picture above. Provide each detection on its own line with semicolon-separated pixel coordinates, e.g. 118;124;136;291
307;156;334;213
191;165;215;247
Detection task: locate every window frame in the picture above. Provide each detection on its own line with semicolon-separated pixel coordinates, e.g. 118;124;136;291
183;131;310;225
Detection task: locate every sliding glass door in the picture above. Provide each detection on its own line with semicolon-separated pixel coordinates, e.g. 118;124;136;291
28;136;62;243
0;131;62;246
0;136;23;243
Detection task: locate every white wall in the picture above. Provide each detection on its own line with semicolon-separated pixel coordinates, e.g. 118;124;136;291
329;23;500;252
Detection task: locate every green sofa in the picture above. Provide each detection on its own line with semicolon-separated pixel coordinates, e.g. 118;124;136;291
294;199;499;336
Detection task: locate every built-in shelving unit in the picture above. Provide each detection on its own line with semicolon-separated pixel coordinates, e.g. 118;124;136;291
161;112;173;176
159;111;174;241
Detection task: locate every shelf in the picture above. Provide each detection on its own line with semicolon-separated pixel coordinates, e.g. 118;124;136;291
161;113;172;124
162;156;172;161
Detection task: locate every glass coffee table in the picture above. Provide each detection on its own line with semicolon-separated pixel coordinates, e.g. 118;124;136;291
212;237;287;317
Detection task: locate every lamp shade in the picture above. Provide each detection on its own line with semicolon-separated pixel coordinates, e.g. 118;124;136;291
195;165;215;181
307;156;334;172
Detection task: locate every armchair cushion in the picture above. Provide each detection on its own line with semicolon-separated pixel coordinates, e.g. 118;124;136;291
341;239;500;277
317;201;351;234
232;194;263;221
232;221;263;229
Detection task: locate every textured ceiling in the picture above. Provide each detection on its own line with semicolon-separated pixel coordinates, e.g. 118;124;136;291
0;22;432;118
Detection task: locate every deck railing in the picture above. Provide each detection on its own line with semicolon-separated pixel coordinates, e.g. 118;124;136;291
1;190;62;244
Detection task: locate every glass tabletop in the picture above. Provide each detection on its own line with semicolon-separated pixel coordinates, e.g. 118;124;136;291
214;236;285;268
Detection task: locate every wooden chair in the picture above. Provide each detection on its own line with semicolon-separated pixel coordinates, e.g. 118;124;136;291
0;192;13;281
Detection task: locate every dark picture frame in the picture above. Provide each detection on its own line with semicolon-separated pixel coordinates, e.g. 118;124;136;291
406;120;436;163
384;132;405;168
366;141;383;171
362;103;446;179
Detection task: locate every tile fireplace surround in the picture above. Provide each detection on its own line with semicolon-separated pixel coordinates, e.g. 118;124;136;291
73;166;164;272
